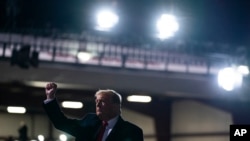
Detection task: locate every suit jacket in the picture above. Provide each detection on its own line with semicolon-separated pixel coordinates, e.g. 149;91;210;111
43;99;144;141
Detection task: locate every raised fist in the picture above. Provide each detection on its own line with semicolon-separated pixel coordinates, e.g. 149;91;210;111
45;82;57;100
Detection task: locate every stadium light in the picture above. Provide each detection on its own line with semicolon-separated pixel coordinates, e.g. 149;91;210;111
156;14;179;39
95;9;119;31
237;65;249;76
217;67;243;91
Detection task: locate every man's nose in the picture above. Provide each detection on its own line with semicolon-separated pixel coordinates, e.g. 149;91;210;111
96;101;101;107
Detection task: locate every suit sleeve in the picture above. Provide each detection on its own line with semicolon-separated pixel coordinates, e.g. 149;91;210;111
137;128;144;141
43;99;84;137
130;126;144;141
122;122;144;141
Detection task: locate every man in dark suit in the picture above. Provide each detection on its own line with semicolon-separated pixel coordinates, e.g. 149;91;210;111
43;82;144;141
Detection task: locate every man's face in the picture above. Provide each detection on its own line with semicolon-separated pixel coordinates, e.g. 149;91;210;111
95;93;117;120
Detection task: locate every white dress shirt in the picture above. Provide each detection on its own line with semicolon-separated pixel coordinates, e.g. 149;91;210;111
102;116;119;141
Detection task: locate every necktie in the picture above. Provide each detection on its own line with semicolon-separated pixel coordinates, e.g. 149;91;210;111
97;121;108;141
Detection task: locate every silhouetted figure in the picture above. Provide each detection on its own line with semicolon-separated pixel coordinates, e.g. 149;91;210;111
43;82;144;141
18;121;28;141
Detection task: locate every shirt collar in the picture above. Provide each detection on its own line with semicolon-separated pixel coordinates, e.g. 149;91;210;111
106;116;119;128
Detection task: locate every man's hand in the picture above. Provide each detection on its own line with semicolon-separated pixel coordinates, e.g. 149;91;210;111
45;82;57;100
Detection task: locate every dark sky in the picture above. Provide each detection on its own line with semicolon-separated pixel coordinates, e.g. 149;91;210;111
176;0;250;45
0;0;250;45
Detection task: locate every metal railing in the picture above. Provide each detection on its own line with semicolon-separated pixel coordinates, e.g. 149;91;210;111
0;32;246;75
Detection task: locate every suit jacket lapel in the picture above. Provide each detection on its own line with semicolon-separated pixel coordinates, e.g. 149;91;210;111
105;116;124;141
93;119;102;141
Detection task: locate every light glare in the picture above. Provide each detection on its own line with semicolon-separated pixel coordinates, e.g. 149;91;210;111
96;9;119;31
7;106;26;114
237;65;249;75
156;14;179;39
62;101;83;109
217;67;243;91
77;52;93;62
127;95;152;103
38;135;44;141
59;134;67;141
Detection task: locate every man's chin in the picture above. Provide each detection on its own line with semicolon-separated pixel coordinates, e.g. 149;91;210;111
96;112;102;116
97;114;105;120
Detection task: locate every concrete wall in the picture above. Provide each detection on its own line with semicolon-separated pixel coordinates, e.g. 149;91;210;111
171;100;232;141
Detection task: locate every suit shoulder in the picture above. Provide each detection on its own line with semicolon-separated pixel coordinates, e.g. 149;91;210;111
81;113;99;120
123;120;143;131
78;113;100;127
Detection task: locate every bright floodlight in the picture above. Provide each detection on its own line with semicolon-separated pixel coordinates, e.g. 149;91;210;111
156;14;179;39
96;9;119;31
77;52;93;62
59;134;67;141
217;67;243;91
38;135;45;141
237;65;249;76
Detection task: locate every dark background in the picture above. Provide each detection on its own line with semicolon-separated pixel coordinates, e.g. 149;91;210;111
1;1;250;140
0;0;250;45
